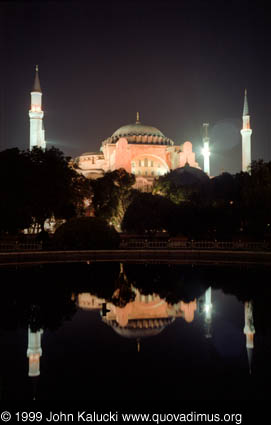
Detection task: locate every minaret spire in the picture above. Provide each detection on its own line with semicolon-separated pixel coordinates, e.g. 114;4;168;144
33;65;42;93
29;65;46;150
243;88;249;116
240;89;252;173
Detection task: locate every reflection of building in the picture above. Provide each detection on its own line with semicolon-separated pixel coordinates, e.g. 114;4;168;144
77;290;197;343
204;287;212;338
198;286;213;338
27;327;43;377
78;293;105;310
244;300;255;374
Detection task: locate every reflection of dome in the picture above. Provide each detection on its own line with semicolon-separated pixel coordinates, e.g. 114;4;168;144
104;318;175;339
102;120;174;146
168;164;209;185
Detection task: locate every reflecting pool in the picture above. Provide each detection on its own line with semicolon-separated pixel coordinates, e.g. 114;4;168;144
0;262;270;401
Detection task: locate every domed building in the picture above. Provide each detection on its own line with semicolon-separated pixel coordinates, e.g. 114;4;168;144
29;67;254;181
74;113;200;190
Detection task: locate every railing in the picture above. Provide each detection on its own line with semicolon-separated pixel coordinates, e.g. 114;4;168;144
0;240;270;253
0;242;42;252
120;239;270;251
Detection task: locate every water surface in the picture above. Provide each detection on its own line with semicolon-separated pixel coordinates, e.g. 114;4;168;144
0;262;270;402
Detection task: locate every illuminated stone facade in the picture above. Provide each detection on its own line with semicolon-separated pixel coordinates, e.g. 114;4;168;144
74;115;200;190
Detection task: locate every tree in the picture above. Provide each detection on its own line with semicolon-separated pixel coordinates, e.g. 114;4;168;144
27;147;90;230
209;172;237;206
0;146;91;234
153;166;210;206
90;168;136;230
0;148;33;234
122;192;177;234
52;216;120;250
235;160;271;238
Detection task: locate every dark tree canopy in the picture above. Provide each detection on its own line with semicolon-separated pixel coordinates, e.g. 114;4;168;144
52;216;120;250
90;168;136;229
151;160;271;240
1;145;271;243
0;148;33;233
0;147;90;234
122;192;177;234
26;147;90;228
153;165;210;205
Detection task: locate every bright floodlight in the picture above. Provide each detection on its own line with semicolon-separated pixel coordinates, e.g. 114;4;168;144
202;142;210;175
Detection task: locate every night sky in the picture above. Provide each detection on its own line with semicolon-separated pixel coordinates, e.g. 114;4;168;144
1;0;271;175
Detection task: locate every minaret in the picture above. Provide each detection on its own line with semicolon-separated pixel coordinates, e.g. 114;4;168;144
29;65;46;150
240;89;252;173
201;123;210;176
243;301;255;374
27;326;43;377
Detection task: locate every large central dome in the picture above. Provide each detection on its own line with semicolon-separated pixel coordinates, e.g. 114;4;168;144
112;122;165;138
102;116;174;146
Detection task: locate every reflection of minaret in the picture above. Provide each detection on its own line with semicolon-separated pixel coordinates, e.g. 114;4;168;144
27;326;43;400
27;326;43;377
204;287;212;338
202;123;210;176
244;301;255;374
29;65;46;150
240;89;252;173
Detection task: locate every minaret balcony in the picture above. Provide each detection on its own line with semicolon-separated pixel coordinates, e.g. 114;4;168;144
29;110;44;119
240;128;252;136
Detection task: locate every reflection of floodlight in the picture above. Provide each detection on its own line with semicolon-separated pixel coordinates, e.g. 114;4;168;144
204;287;212;321
204;304;211;314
